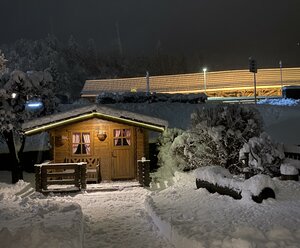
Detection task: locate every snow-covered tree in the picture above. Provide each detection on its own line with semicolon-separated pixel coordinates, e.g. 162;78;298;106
153;128;185;183
0;70;57;183
0;49;8;75
239;132;285;177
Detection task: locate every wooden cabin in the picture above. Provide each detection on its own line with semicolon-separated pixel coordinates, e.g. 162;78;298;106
23;105;167;184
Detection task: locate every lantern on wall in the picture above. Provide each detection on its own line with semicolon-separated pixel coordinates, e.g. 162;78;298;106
97;130;107;141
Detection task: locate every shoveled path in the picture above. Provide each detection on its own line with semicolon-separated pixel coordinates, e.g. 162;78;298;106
73;187;173;248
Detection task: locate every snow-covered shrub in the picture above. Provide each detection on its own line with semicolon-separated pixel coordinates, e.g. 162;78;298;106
171;105;263;173
280;164;298;176
96;92;207;104
152;128;185;182
170;128;227;171
0;50;7;76
239;132;285;177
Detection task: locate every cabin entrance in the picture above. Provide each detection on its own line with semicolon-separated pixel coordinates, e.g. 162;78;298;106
111;128;135;179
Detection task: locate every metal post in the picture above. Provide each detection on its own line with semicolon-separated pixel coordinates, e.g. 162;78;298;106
279;60;283;96
203;68;207;94
254;72;257;104
35;165;42;192
146;71;150;96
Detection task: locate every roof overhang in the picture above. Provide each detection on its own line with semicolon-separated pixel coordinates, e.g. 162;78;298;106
24;112;165;136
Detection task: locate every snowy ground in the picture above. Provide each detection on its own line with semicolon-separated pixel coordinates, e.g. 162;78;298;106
147;172;300;248
1;170;299;248
1;99;300;247
0;172;172;248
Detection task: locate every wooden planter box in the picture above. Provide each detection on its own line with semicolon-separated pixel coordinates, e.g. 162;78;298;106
196;178;275;203
281;174;299;181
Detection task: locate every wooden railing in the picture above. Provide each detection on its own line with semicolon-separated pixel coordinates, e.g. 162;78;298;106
64;157;100;183
35;161;87;192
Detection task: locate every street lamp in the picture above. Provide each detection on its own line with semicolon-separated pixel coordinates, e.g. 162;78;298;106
203;68;207;94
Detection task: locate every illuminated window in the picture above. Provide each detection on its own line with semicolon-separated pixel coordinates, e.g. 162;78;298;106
72;132;91;155
113;129;131;146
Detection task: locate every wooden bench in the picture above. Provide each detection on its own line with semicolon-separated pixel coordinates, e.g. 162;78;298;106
64;157;101;183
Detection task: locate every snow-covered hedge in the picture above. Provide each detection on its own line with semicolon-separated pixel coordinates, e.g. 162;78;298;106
96;92;207;104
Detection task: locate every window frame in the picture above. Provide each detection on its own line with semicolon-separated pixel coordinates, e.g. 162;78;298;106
71;131;92;156
113;128;131;147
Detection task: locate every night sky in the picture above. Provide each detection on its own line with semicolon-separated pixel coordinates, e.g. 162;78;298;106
1;0;300;69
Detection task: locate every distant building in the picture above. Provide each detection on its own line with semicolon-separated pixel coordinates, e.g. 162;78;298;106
81;67;300;100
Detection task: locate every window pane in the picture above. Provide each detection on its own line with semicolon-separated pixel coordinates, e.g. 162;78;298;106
72;132;91;155
114;129;122;137
113;129;131;146
123;138;129;146
114;138;122;146
123;129;131;137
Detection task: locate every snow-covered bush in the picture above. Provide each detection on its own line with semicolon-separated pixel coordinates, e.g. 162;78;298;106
0;50;7;76
171;105;263;173
152;128;185;182
280;163;298;176
239;132;285;177
96;92;207;104
170;128;227;171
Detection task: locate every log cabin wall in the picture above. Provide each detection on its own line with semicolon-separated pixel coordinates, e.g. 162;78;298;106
49;118;149;181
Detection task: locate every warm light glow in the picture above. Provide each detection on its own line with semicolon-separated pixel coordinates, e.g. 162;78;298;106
24;112;165;136
11;93;17;98
203;68;207;72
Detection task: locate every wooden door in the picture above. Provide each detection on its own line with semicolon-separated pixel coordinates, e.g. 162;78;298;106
111;128;135;179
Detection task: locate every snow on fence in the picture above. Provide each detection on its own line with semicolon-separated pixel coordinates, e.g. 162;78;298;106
35;161;87;193
195;166;276;203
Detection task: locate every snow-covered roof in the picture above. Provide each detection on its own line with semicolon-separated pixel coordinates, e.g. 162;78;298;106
22;104;168;135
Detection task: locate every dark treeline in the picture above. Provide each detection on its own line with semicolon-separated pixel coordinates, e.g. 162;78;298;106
0;35;202;101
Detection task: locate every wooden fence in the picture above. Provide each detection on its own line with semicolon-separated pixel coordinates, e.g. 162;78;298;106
35;161;87;192
284;144;300;160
